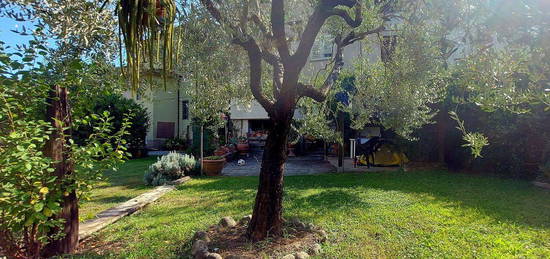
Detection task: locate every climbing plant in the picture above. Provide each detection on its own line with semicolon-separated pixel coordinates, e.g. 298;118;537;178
117;0;177;90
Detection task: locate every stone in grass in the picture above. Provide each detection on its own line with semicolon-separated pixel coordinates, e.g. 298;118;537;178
305;222;315;230
225;255;248;259
316;230;328;242
219;216;237;228
239;215;252;225
205;253;223;259
191;240;208;256
288;218;307;229
281;254;295;259
193;231;210;242
310;243;322;255
288;217;301;226
294;252;310;259
194;251;209;259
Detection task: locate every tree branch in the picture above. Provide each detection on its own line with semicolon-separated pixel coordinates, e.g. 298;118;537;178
292;0;360;69
250;14;272;39
328;4;362;28
233;38;275;113
341;24;385;47
271;0;290;60
260;48;279;65
291;4;330;69
199;0;224;24
298;37;346;102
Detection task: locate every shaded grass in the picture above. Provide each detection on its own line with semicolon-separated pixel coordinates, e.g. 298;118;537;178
79;157;157;221
76;170;550;258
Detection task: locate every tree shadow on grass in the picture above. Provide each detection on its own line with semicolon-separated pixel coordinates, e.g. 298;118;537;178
73;171;550;258
182;171;550;229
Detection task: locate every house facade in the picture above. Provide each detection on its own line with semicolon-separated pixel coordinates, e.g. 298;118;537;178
127;32;388;149
124;76;194;149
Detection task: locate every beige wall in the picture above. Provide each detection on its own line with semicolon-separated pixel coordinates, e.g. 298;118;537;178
125;77;194;148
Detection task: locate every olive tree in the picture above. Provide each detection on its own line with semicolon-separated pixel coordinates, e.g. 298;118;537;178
194;0;550;241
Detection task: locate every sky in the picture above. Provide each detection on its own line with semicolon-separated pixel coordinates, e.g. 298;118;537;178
0;16;38;48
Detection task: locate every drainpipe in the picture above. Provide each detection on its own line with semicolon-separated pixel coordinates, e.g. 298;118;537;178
337;110;345;173
200;124;204;175
176;89;180;138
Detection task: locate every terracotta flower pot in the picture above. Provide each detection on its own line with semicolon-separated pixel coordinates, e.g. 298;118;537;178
202;158;226;176
236;143;250;152
214;150;226;156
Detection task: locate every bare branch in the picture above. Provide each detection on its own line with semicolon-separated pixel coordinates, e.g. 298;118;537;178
233;38;275;113
298;37;346;102
342;24;385;46
250;14;272;38
271;0;290;60
260;49;279;65
291;4;330;69
240;0;249;32
297;83;327;102
200;0;224;24
292;0;360;69
328;4;362;28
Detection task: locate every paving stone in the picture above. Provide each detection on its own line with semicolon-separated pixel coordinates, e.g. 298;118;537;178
223;155;335;176
79;176;191;241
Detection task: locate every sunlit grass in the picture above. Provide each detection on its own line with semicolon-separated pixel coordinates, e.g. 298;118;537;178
79;157;157;221
77;170;550;258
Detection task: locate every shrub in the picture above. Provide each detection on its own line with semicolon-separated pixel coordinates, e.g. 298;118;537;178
144;152;196;186
164;137;188;151
0;45;129;258
75;94;150;158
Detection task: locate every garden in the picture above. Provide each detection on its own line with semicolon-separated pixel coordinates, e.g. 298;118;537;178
1;0;550;258
77;169;550;258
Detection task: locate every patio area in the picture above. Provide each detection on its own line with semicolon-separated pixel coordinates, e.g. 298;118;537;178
222;153;336;176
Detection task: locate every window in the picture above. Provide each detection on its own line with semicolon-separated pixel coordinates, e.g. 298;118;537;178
381;35;397;62
310;35;333;60
182;100;189;120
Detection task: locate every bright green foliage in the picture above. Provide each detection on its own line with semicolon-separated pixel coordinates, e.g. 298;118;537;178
174;6;247;131
144;152;196;186
350;28;447;138
449;111;489;158
0;93;61;254
0;42;130;256
76;94;150;157
296;98;341;144
70;112;132;198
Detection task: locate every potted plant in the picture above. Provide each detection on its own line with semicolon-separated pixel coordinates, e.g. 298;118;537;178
214;146;227;156
202;155;226;176
236;136;250;154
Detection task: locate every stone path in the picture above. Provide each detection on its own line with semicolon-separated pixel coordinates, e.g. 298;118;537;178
79;176;191;241
222;155;336;176
532;181;550;190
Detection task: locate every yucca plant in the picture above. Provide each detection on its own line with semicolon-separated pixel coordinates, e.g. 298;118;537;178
117;0;177;91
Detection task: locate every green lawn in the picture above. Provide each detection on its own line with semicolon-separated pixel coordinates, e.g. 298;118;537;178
79;157;157;221
77;170;550;258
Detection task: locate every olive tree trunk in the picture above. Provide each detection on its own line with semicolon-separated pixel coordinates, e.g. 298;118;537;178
200;0;375;241
246;116;292;241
